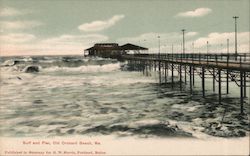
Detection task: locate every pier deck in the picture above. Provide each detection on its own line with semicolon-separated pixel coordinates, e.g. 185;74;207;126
123;53;250;72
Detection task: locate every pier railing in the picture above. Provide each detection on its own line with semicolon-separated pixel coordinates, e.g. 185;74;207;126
123;53;250;72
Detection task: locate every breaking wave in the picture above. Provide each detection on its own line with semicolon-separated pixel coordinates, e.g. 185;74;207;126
1;59;21;66
0;56;122;74
43;63;122;73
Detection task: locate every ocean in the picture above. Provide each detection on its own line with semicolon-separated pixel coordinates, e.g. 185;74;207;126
0;55;249;139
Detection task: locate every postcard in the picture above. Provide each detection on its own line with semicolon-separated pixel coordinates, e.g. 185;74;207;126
0;0;249;155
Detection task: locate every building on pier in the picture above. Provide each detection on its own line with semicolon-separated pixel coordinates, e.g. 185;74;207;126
84;43;148;58
120;43;148;54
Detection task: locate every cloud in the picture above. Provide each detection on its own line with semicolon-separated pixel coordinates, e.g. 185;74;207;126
0;21;44;30
78;14;125;32
118;32;198;43
42;34;108;44
0;33;36;43
117;31;249;54
176;8;212;17
0;33;109;56
117;32;198;53
186;32;198;37
188;32;249;53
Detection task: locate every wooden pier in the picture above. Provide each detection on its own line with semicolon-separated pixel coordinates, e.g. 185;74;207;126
122;53;250;114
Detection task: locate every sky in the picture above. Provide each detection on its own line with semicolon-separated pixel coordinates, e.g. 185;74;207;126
0;0;249;56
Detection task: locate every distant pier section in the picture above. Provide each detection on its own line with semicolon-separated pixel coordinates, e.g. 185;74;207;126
84;43;148;58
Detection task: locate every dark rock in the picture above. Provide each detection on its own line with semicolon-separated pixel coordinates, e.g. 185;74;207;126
67;129;75;134
172;111;184;117
237;130;246;137
24;66;39;73
33;100;43;104
17;76;22;80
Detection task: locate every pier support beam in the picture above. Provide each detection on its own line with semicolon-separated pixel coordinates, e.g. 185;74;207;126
142;61;145;75
167;63;169;79
179;65;182;91
149;61;152;72
154;61;156;71
240;71;244;114
202;67;205;98
213;68;215;92
145;62;148;76
159;61;161;84
193;67;195;86
141;61;143;72
218;69;221;104
243;72;246;98
171;63;174;88
190;66;192;94
164;62;167;83
185;65;187;84
226;70;229;94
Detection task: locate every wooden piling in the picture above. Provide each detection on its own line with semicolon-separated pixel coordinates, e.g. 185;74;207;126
149;61;152;72
171;63;174;88
159;61;161;84
154;61;156;71
167;63;169;79
213;68;215;92
202;67;205;98
185;65;187;84
240;71;244;114
218;69;221;104
226;70;229;94
190;66;192;94
164;62;167;83
142;61;145;75
243;72;246;98
192;66;195;86
179;65;182;91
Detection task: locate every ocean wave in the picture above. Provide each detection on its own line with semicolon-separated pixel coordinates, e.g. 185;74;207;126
43;63;122;73
22;56;33;62
0;57;120;71
61;56;84;63
1;59;20;66
1;58;36;68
